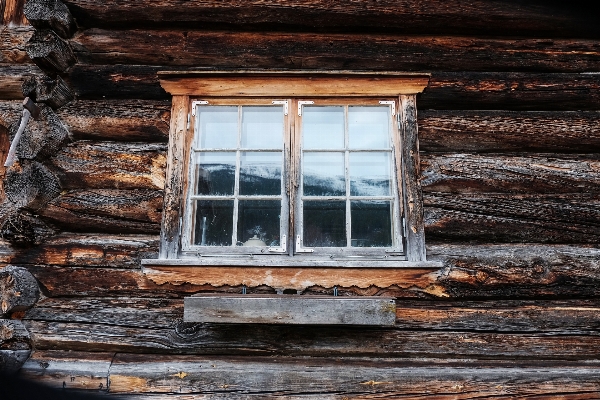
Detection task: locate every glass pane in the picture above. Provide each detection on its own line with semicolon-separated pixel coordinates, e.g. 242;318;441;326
303;201;346;247
303;152;345;196
351;201;392;247
194;200;234;246
302;107;344;149
237;200;282;247
241;106;284;149
239;152;282;195
348;106;390;149
195;152;236;195
349;152;391;196
196;106;238;149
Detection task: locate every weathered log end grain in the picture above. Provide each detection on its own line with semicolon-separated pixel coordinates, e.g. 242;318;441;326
0;320;31;374
25;29;76;75
23;0;76;39
0;266;40;315
22;74;74;109
7;104;70;161
4;161;61;211
0;211;56;247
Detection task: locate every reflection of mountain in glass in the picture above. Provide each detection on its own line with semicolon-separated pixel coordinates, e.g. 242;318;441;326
303;174;345;196
350;177;390;197
197;164;235;195
240;165;281;195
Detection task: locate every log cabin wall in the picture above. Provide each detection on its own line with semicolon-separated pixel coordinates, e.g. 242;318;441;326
1;0;600;397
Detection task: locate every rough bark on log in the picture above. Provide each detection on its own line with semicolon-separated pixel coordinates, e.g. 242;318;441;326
0;233;159;268
7;104;70;161
424;193;600;244
71;29;600;72
0;265;40;315
61;0;600;39
58;100;170;142
0;26;33;64
25;29;76;75
22;296;600;333
4;161;61;211
50;141;166;190
38;189;162;233
21;74;74;109
421;154;600;194
24;0;76;39
419;111;600;153
0;319;30;374
0;65;43;100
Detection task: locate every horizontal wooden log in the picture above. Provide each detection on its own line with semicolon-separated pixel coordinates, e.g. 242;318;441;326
421;154;600;194
23;296;600;333
58;100;170;142
0;210;56;247
65;66;600;111
51;142;167;190
425;193;600;244
0;233;159;268
39;189;163;233
20;244;600;299
0;350;31;374
25;29;76;75
24;0;76;39
21;318;600;359
0;319;30;350
0;266;40;315
21;74;74;109
0;26;33;64
71;29;600;72
61;0;600;38
419;111;600;153
0;65;43;100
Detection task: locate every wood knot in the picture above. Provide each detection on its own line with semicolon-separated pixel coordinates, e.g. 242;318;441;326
475;271;489;283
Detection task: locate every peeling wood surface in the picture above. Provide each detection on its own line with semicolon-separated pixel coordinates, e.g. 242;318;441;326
71;29;600;73
0;26;33;64
50;141;167;190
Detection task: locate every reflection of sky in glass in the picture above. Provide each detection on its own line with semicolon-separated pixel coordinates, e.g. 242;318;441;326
195;152;236;195
349;106;390;149
242;106;283;149
349;152;391;196
240;152;282;195
303;107;344;149
196;106;238;149
303;152;345;196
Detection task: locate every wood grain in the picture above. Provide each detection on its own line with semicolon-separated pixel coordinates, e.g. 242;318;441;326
0;25;33;64
0;65;42;100
71;29;600;72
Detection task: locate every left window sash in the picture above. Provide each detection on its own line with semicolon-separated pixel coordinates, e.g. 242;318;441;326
181;100;290;256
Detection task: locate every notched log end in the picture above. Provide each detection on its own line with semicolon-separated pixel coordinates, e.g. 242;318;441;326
24;0;77;39
22;75;74;109
25;29;77;76
0;320;31;374
0;267;40;316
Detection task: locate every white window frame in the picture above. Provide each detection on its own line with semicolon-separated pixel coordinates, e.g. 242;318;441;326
153;71;431;266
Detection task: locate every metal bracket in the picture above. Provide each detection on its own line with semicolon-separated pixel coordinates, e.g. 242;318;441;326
272;100;288;115
298;101;314;116
379;100;395;116
191;100;209;116
268;235;287;253
295;235;314;253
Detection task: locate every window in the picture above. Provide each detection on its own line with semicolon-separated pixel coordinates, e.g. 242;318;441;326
154;71;430;265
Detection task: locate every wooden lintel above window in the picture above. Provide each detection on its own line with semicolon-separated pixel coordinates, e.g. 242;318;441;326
158;70;431;97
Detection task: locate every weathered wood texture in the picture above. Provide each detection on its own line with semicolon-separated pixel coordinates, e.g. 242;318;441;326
0;265;40;315
421;154;600;194
419;111;600;153
60;0;600;38
20;351;600;398
16;244;600;299
425;193;600;244
25;29;76;75
0;26;33;63
4;161;61;211
21;74;74;109
65;67;600;112
0;65;43;100
23;0;76;39
58;100;170;142
50;142;166;189
39;189;162;233
0;319;30;374
70;29;600;72
2;0;28;26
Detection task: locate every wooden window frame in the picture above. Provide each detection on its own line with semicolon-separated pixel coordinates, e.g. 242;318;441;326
145;71;435;271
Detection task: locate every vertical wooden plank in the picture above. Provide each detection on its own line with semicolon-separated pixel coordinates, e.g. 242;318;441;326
159;95;188;259
399;95;426;261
